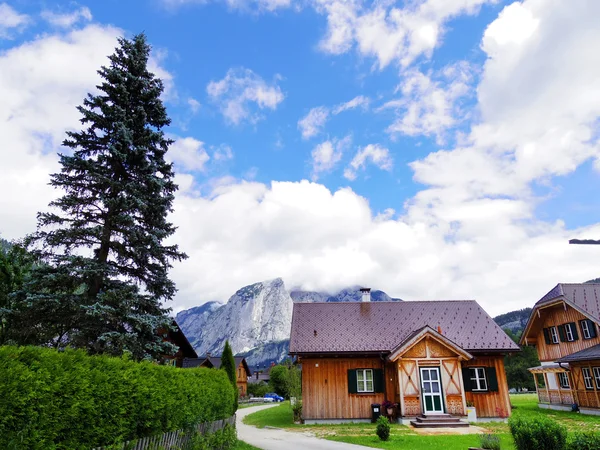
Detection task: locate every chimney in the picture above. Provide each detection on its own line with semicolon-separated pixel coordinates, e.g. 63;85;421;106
360;287;371;302
206;352;211;357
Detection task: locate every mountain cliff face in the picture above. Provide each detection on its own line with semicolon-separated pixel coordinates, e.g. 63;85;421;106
176;278;401;368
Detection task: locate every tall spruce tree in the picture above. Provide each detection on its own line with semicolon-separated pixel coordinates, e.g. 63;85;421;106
221;340;238;411
22;34;187;359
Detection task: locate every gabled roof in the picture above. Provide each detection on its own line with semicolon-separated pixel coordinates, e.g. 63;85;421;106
168;320;198;359
182;355;251;375
388;325;473;361
520;283;600;344
289;301;519;355
556;343;600;363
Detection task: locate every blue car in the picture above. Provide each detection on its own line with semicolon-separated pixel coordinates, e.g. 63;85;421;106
264;392;284;402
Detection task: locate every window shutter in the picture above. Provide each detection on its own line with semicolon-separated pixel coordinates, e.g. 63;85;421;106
543;328;551;345
347;369;358;394
486;367;499;392
462;368;473;392
570;322;579;340
558;325;567;342
589;320;598;338
373;369;385;393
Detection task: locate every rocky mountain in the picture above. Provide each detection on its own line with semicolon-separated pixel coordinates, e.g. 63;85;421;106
493;308;532;336
176;278;401;368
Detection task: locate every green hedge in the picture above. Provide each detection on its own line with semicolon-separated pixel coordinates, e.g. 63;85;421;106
0;345;235;449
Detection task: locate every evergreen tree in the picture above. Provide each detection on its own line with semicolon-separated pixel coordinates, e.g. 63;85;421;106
221;340;238;411
22;34;186;359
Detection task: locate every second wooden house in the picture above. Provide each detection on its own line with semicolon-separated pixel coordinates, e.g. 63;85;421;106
183;355;252;397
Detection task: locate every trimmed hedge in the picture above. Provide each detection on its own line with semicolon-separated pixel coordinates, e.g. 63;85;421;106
508;415;567;450
0;345;236;449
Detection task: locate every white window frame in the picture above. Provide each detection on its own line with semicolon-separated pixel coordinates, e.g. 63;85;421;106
470;367;488;392
593;367;600;389
583;368;594;390
550;326;559;344
357;369;374;393
582;320;592;339
565;323;575;342
557;372;570;389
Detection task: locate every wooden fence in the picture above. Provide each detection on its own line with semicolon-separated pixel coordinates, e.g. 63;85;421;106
94;415;236;450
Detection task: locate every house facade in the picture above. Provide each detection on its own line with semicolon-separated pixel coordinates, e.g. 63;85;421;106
521;283;600;415
289;293;518;424
183;355;251;397
161;320;198;367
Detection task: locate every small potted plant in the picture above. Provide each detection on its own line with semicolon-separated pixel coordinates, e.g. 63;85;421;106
466;400;477;422
382;400;395;416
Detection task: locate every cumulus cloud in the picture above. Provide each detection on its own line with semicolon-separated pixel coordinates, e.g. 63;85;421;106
161;0;291;12
344;144;393;180
41;7;93;28
213;144;234;161
0;3;30;38
332;95;370;114
314;0;495;68
168;137;210;171
207;68;285;125
298;106;329;139
188;97;201;114
311;135;351;179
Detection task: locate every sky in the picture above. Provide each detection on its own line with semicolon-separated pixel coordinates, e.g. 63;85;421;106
1;0;600;316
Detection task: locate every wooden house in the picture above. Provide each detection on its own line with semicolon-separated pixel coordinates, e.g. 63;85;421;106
183;355;251;397
521;283;600;415
161;320;198;367
289;290;518;424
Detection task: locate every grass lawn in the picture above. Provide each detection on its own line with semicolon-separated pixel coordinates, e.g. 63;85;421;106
242;394;600;449
232;440;261;449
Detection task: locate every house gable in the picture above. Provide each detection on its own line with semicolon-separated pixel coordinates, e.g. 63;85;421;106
388;326;473;362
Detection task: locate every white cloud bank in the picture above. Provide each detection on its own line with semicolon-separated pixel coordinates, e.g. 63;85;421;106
0;3;30;38
41;7;93;28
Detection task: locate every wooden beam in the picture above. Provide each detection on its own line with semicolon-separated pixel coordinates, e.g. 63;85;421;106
543;372;550;404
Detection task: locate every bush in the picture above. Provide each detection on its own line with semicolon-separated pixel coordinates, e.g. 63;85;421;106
292;399;302;423
0;345;236;449
567;432;600;450
247;381;270;397
375;415;390;441
188;424;237;450
480;433;501;450
508;416;567;450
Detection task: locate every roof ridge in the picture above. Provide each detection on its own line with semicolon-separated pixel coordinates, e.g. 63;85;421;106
294;299;477;304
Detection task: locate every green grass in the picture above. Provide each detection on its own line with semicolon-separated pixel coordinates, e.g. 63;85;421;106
232;440;261;449
242;394;600;449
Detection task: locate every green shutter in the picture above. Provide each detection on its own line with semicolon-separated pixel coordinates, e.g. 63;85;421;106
373;369;385;393
486;367;498;392
589;320;598;338
348;369;358;394
558;325;567;342
462;368;472;392
543;328;551;345
570;322;579;340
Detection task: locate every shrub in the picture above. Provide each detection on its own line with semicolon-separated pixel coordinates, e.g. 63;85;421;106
188;424;237;450
508;416;567;450
247;381;270;398
567;432;600;450
376;415;390;441
0;345;236;449
480;433;501;450
292;399;302;423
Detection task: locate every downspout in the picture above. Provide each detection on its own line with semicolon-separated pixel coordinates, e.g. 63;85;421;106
380;352;387;401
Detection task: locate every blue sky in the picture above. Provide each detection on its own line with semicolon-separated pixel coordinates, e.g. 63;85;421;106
1;0;600;315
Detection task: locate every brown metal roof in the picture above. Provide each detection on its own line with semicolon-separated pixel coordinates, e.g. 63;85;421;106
556;343;600;363
535;283;600;320
289;300;519;354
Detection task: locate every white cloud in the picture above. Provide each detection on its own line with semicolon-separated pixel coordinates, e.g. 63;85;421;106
344;144;393;180
332;95;370;114
161;0;291;12
0;3;30;38
315;0;495;68
311;135;351;179
213;144;234;161
298;106;329;139
384;62;473;143
188;97;201;114
207;68;284;125
168;137;210;171
41;7;93;28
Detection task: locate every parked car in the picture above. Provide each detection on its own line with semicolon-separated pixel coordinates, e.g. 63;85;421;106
264;393;284;402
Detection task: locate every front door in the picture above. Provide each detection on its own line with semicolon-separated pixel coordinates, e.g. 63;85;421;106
420;367;444;414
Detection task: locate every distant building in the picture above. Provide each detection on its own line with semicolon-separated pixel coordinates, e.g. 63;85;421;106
183;354;251;397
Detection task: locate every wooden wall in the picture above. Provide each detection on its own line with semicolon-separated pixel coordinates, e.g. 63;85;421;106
568;361;600;409
301;357;388;420
463;356;511;418
535;305;600;362
237;362;248;397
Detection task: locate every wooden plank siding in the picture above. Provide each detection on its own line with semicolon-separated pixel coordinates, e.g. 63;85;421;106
237;362;249;397
463;356;511;418
301;357;388;420
535;304;600;362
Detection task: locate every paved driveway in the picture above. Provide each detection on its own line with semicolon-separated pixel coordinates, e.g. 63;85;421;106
236;404;372;450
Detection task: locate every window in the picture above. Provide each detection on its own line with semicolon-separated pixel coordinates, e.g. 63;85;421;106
594;367;600;389
357;369;374;393
565;323;575;341
550;326;559;344
557;372;570;389
580;320;597;340
583;368;594;390
470;367;488;391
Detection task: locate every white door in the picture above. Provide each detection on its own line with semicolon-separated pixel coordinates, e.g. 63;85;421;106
420;367;444;414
